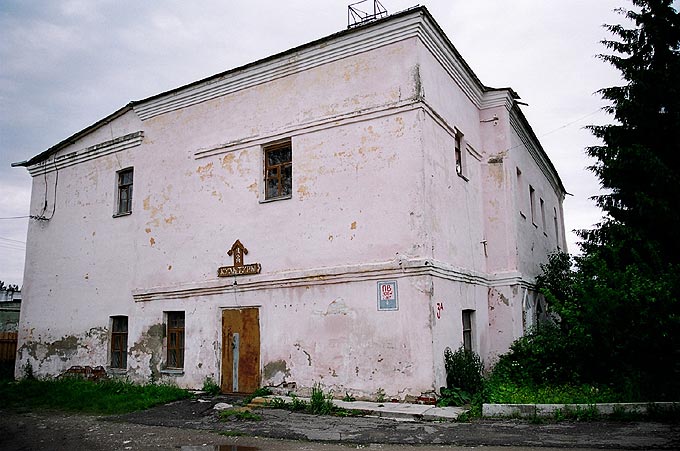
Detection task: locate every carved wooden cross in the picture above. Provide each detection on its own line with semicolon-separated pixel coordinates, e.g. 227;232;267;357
227;239;247;268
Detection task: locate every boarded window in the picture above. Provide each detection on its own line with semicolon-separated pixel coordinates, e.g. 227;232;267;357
116;168;133;215
110;316;128;369
167;312;185;369
462;310;474;352
264;141;292;200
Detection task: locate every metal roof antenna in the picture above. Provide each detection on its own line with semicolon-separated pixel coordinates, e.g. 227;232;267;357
348;0;388;28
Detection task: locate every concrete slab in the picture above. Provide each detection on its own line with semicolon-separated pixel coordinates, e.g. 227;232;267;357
484;402;680;418
258;396;467;421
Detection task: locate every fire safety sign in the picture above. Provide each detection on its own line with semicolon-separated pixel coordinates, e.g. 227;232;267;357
377;280;398;311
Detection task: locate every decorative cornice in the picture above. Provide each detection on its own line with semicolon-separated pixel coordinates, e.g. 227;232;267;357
27;132;144;176
132;258;533;302
480;90;516;111
132;9;491;121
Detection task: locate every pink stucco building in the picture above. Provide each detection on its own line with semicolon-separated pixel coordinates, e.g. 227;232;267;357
13;7;566;399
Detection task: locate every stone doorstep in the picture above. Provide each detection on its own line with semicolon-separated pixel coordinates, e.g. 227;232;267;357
482;402;680;418
250;396;466;421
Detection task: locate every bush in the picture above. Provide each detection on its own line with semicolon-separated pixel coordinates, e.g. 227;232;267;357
444;346;483;395
201;377;221;396
490;323;582;387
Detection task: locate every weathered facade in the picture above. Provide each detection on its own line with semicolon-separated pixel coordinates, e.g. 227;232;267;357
13;7;566;399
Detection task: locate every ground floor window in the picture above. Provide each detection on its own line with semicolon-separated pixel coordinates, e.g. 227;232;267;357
166;312;185;369
110;316;128;369
462;310;474;352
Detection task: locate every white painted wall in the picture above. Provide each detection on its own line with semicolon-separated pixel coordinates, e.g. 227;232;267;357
16;8;566;399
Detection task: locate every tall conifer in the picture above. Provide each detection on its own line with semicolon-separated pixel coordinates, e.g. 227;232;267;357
582;0;680;267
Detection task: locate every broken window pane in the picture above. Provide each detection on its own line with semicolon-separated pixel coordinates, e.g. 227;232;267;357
264;141;292;200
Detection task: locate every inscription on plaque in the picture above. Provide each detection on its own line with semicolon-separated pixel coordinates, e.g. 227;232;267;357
218;240;261;277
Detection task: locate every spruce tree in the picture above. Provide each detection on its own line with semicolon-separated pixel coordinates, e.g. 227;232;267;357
575;0;680;398
583;0;680;267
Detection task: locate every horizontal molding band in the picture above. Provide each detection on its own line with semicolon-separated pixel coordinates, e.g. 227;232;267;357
27;132;144;176
194;99;421;160
194;99;481;162
132;258;534;302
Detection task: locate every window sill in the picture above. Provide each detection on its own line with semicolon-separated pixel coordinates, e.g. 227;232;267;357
107;367;128;375
113;211;132;218
259;195;292;204
161;368;184;376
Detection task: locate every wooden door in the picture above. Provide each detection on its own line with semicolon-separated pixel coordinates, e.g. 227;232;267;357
221;308;260;393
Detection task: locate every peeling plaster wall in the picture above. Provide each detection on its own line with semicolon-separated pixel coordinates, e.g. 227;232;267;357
430;277;489;386
257;277;435;399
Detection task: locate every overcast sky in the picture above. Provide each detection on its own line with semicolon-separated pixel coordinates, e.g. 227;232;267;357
2;0;672;287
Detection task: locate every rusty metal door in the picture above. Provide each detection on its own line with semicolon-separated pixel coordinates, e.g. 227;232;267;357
221;308;260;393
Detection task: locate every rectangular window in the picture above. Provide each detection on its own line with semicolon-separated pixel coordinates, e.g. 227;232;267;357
516;168;525;218
454;132;463;176
110;316;128;369
166;312;185;369
462;310;474;352
529;185;536;225
540;198;546;230
554;207;561;249
264;141;292;200
116;168;133;215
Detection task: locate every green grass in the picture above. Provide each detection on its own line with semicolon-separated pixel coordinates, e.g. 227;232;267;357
485;381;624;405
0;377;191;414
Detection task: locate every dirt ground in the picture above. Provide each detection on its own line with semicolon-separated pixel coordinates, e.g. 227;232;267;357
1;396;678;450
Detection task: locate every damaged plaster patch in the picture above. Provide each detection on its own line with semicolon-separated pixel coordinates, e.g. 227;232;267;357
129;323;164;380
294;343;312;366
17;327;108;369
411;64;423;100
263;359;291;386
196;162;214;180
324;298;351;316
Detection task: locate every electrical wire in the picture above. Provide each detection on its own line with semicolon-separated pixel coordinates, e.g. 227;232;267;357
0;215;31;220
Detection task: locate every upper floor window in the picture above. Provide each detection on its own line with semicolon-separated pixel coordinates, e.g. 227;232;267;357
116;168;133;215
454;132;463;176
529;185;536;226
110;316;128;369
540;198;546;230
264;141;292;200
554;207;561;249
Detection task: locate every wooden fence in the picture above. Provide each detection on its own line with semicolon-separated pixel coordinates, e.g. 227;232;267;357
0;331;18;362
